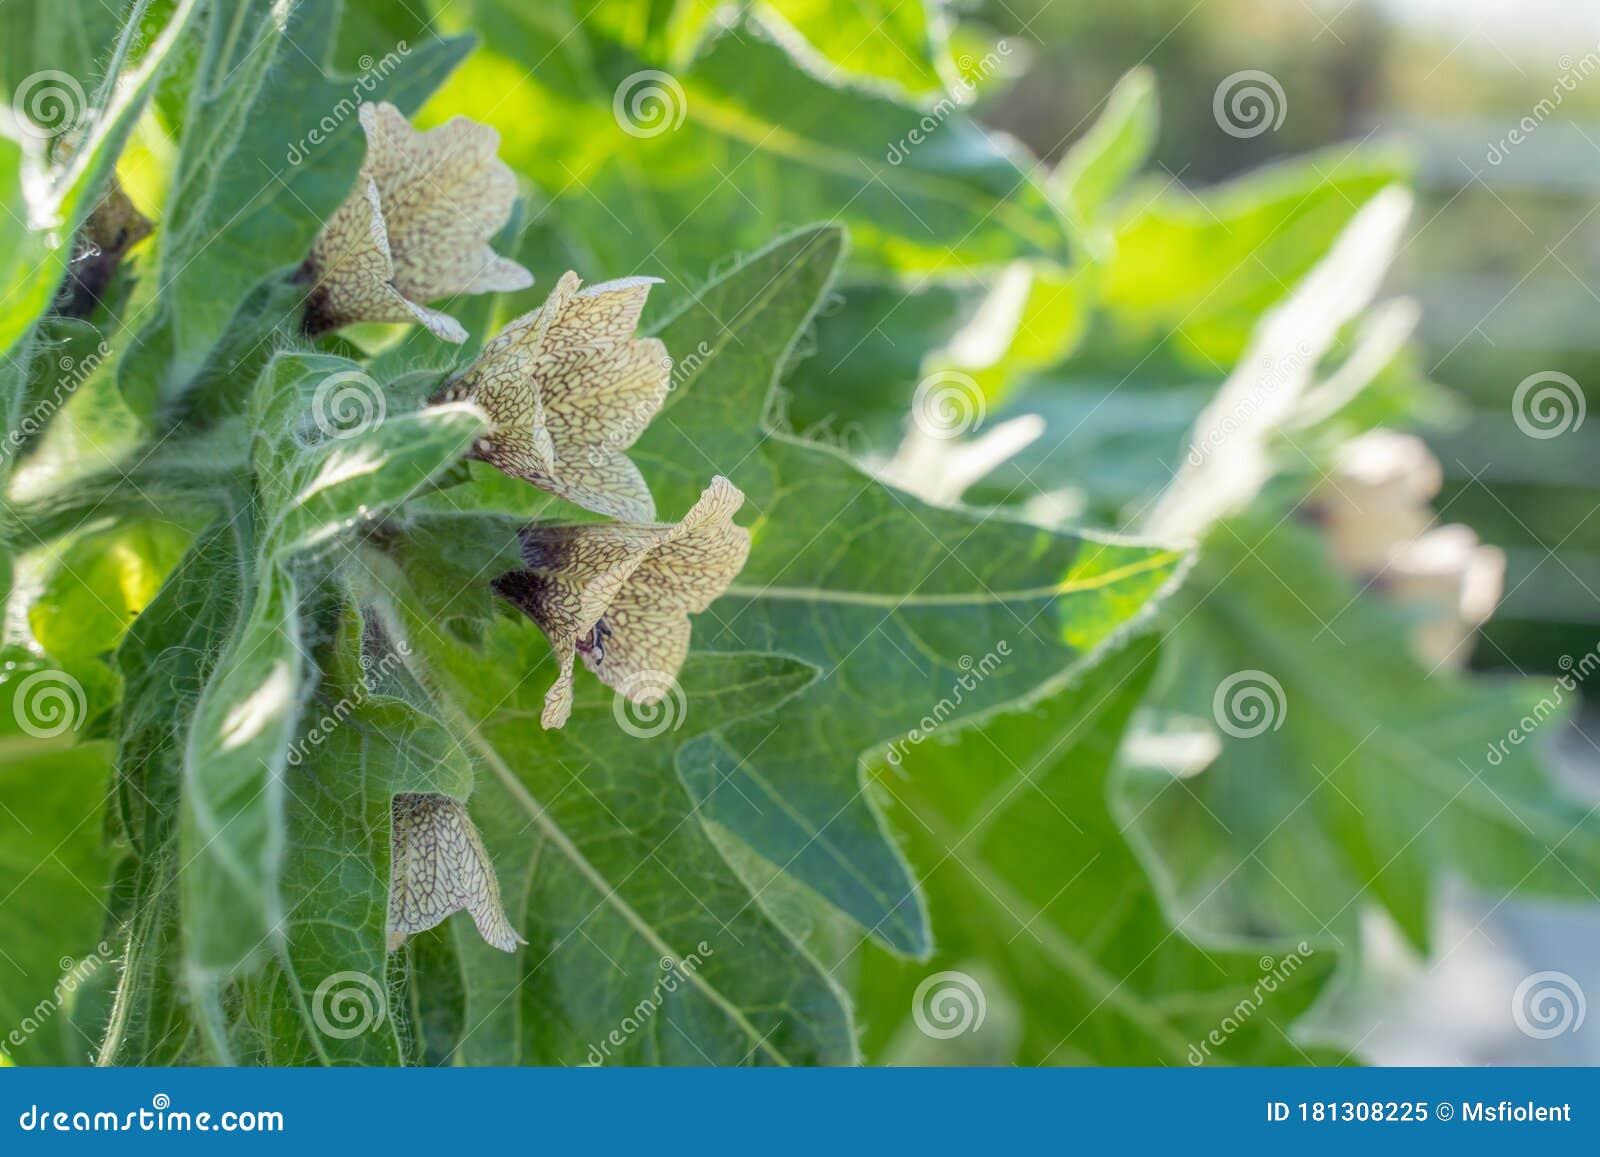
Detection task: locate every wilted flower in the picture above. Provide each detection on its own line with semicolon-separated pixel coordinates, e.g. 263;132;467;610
55;176;152;318
304;102;531;342
387;793;524;953
431;271;671;520
492;476;750;729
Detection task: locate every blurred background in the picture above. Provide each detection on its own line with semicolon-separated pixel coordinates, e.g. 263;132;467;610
988;0;1600;675
974;0;1600;1065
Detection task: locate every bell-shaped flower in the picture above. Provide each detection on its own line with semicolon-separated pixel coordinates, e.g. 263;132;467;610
1312;429;1505;669
431;270;671;520
387;793;524;953
492;476;750;729
305;102;531;342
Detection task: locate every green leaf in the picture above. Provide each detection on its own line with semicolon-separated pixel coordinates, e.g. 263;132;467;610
966;181;1425;529
790;68;1156;454
1;0;200;438
635;225;851;514
236;673;475;1065
1100;148;1409;367
1146;186;1415;539
677;452;1185;956
779;281;983;449
101;519;247;1065
853;636;1341;1065
0;736;116;1066
29;518;194;661
435;10;1070;284
1122;514;1600;952
0;0;126;102
628;226;1187;955
963;366;1212;524
357;525;851;1063
120;0;471;411
1051;66;1159;237
250;353;486;556
180;546;303;993
761;0;956;97
175;351;481;1016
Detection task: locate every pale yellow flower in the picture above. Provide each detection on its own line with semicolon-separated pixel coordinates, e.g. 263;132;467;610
387;793;524;953
1314;430;1440;574
492;477;750;729
1312;429;1505;669
306;102;531;342
431;271;671;520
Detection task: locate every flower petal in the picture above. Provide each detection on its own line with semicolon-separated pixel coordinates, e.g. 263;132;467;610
577;603;692;699
304;102;529;339
307;178;426;333
493;478;749;729
387;793;523;953
626;476;751;612
358;102;531;305
437;271;670;518
491;526;649;657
